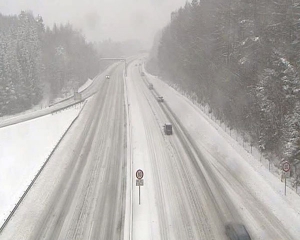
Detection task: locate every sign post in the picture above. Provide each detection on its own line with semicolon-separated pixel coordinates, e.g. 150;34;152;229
282;161;290;196
136;169;144;205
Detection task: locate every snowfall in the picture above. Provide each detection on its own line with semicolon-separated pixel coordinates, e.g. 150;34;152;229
0;105;82;226
141;70;300;239
1;65;300;239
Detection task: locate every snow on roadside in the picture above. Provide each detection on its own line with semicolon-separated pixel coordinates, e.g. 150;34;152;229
146;72;300;238
0;77;92;123
126;66;161;240
0;105;82;226
78;78;93;93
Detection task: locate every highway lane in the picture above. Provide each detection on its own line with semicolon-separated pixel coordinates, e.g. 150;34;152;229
141;66;298;239
128;60;296;239
0;56;140;129
148;76;298;239
1;56;295;240
127;62;222;239
0;63;126;240
0;63;119;129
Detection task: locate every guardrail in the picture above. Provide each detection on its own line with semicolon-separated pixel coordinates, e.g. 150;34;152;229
51;100;85;114
0;63;121;130
123;69;133;240
0;57;141;235
0;100;87;234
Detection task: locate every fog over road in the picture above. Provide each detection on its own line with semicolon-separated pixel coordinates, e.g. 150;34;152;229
126;61;221;239
1;59;299;240
126;60;296;240
0;63;126;240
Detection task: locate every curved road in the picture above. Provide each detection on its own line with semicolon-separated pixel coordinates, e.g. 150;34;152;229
0;58;298;240
127;60;297;240
0;63;126;240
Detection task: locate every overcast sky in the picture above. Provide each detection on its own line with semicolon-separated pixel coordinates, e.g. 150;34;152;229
1;0;187;47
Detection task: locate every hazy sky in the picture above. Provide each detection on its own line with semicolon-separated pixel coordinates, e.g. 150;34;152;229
1;0;187;47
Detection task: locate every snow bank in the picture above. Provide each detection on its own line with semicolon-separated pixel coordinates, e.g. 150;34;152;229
78;78;93;93
146;72;300;239
0;105;82;226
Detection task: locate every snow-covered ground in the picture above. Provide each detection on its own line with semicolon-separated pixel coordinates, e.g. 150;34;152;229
78;78;93;93
125;73;161;240
0;104;83;227
2;59;300;239
145;70;300;239
127;63;223;239
51;78;93;105
0;75;94;124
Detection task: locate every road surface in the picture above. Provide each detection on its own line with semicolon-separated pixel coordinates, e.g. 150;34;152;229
0;63;126;240
1;58;299;240
126;60;297;239
0;63;119;129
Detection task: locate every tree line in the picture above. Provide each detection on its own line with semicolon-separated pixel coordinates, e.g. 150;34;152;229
147;0;300;167
0;11;101;116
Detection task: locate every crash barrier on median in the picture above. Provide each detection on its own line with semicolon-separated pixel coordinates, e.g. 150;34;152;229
51;100;85;114
123;67;133;240
0;63;121;130
48;66;112;108
0;100;87;234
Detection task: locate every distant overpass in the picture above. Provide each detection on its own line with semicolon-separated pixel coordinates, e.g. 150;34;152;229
100;58;127;76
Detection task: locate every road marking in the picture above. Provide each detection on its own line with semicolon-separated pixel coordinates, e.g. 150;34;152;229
100;167;105;183
88;220;94;240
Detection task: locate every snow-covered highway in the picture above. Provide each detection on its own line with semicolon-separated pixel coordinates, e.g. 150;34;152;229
127;60;300;239
1;58;300;240
0;63;118;129
0;63;126;240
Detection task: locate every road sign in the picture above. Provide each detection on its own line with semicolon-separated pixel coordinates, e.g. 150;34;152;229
136;179;144;186
136;169;144;179
136;170;144;205
283;161;290;172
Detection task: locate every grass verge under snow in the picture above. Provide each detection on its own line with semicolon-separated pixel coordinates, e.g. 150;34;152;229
0;105;82;226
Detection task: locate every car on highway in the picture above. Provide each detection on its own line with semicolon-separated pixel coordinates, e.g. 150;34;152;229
148;83;153;90
157;96;164;102
225;223;251;240
163;123;172;135
105;75;110;79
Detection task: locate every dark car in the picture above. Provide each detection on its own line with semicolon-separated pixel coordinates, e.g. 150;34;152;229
141;72;145;76
157;96;164;102
163;123;172;135
225;223;251;240
148;83;153;90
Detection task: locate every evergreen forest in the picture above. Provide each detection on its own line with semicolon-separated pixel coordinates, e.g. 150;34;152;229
147;0;300;166
0;11;101;116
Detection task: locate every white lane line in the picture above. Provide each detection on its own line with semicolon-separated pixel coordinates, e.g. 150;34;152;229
99;167;105;183
123;63;133;240
88;220;95;240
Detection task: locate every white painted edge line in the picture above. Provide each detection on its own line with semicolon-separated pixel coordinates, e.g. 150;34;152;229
88;221;95;240
123;69;133;240
0;100;88;232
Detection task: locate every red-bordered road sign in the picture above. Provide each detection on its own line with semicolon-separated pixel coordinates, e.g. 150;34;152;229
136;169;144;179
283;161;290;172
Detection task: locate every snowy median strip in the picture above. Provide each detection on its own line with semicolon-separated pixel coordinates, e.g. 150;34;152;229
123;70;133;240
0;100;87;232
